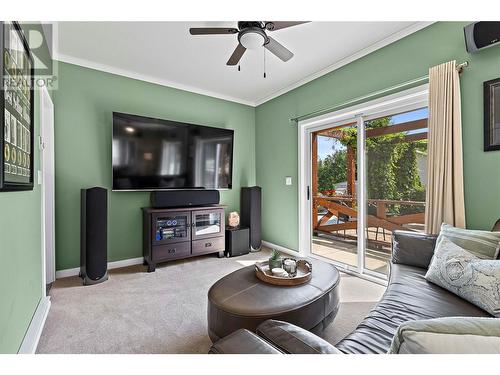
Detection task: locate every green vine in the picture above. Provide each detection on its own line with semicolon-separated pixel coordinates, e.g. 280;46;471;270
317;116;427;215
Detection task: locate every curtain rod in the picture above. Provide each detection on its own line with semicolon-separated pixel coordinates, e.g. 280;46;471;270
290;61;469;124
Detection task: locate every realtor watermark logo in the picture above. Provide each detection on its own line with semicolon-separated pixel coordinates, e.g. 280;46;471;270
3;22;57;90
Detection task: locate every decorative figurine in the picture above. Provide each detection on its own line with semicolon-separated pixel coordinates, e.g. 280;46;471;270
228;211;240;229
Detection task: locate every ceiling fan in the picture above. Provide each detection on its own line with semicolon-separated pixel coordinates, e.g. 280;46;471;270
189;21;309;66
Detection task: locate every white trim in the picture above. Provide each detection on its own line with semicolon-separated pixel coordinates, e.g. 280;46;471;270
54;54;256;107
356;115;366;273
18;296;51;354
55;256;144;279
298;84;429;129
261;240;304;257
254;22;434;106
40;84;56;288
297;123;310;260
308;253;388;287
53;22;433;107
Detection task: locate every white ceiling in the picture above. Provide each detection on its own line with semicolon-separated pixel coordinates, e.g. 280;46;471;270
55;21;431;106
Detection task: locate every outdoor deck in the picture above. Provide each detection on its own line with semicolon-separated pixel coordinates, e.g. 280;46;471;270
312;197;425;276
312;232;390;275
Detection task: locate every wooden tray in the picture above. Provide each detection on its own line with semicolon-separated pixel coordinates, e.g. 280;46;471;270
255;259;312;286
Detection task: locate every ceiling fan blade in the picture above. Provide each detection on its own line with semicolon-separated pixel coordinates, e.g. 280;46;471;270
227;43;247;65
264;36;293;62
264;21;309;31
189;27;238;35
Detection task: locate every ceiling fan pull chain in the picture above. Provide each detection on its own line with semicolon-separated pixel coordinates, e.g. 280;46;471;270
263;49;267;78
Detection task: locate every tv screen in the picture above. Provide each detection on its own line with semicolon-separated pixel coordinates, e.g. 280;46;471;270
112;112;234;190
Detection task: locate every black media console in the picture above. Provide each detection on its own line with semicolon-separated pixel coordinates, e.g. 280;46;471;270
142;205;225;272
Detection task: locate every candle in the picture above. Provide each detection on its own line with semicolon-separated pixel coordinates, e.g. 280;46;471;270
283;259;297;276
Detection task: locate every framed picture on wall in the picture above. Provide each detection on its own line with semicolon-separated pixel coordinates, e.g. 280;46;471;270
484;77;500;152
0;21;34;191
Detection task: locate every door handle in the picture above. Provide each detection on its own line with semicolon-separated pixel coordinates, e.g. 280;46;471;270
307;186;310;200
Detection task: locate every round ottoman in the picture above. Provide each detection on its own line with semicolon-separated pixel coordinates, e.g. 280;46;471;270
207;258;340;342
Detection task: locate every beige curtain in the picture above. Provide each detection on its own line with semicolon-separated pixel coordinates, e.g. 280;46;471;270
425;60;466;234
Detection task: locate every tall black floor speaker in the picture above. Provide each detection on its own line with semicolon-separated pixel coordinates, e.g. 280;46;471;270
240;186;262;251
80;187;108;285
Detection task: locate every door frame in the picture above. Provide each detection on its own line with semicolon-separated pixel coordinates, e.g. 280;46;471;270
298;84;429;277
40;83;55;291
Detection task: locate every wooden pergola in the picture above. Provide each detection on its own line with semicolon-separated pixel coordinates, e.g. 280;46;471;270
312;118;427;245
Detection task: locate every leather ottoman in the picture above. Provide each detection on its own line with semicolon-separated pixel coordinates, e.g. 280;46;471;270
207;258;340;342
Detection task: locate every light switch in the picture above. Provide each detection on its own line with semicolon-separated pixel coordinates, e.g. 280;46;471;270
37;170;43;185
285;176;292;186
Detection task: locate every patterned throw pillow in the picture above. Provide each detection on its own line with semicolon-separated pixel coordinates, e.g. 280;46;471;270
425;237;500;317
438;223;500;259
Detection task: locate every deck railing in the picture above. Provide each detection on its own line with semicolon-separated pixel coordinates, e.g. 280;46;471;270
313;195;425;245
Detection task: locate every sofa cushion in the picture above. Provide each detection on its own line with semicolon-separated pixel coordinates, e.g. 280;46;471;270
391;231;437;269
256;319;341;354
389;317;500;354
425;237;500;317
209;329;282;354
335;263;491;354
438;223;500;259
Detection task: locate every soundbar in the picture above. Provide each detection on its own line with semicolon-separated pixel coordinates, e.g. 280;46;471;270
150;190;220;208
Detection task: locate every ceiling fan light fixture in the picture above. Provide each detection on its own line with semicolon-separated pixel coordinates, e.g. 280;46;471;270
189;21;307;66
238;29;266;49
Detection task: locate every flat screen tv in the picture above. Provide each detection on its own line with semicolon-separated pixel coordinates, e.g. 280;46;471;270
112;112;234;191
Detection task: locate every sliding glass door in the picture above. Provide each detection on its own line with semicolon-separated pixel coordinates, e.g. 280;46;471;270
303;87;428;279
363;108;428;276
310;121;360;271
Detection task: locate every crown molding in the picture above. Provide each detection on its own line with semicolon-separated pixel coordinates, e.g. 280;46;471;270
54;52;257;107
253;21;435;106
53;21;434;108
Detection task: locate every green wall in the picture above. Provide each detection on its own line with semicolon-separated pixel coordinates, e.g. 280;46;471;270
0;90;42;353
255;22;500;251
0;24;51;353
54;62;256;271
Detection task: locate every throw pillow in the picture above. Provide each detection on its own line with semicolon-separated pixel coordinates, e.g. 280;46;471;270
437;223;500;259
425;237;500;317
389;317;500;354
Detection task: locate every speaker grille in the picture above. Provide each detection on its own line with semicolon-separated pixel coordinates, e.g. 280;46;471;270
473;22;500;49
151;190;220;208
81;187;108;281
241;186;262;250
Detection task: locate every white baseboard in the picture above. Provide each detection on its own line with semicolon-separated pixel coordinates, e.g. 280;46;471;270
261;240;303;257
56;244;297;279
55;256;144;279
18;296;51;354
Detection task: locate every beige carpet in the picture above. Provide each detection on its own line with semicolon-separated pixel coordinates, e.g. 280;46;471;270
37;249;385;353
